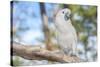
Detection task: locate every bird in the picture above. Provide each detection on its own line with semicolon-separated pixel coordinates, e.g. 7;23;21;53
54;8;78;57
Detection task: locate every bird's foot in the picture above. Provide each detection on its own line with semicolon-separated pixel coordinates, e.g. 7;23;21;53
53;50;65;58
70;53;77;57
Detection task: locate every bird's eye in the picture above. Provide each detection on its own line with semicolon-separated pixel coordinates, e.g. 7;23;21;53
62;11;64;14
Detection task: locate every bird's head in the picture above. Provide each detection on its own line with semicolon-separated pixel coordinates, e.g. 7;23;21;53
56;8;71;21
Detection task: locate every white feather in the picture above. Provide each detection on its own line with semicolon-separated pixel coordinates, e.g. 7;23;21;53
55;8;78;56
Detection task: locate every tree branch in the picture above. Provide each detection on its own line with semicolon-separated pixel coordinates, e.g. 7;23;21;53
12;42;81;63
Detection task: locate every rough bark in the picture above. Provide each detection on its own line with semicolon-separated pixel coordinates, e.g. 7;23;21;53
12;42;81;63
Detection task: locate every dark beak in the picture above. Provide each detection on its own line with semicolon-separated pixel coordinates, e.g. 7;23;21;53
64;13;71;21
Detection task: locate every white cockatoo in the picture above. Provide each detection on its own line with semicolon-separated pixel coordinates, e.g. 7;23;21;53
55;8;78;56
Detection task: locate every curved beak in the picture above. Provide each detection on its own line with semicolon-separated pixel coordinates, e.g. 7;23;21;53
64;13;71;21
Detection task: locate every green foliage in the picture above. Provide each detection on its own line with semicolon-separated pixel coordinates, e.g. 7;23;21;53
80;34;88;46
12;56;23;66
69;5;97;34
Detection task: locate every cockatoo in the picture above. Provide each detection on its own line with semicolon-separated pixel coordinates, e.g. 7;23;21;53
55;8;78;56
